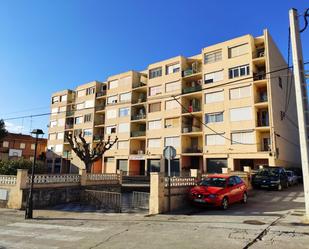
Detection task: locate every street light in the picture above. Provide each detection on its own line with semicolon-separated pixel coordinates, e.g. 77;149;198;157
25;129;44;219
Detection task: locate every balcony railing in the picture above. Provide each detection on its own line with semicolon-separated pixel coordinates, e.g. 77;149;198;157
133;82;147;89
182;127;202;133
95;120;105;126
131;131;146;137
96;90;106;98
65;124;73;129
183;105;201;113
132;96;147;104
95;105;105;111
253;72;266;81
62;151;72;158
131;113;146;121
257;93;268;103
183;147;203;153
66;110;75;116
182;85;202;94
182;68;201;77
93;135;103;141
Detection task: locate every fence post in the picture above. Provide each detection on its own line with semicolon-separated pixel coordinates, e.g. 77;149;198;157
10;169;28;209
16;169;28;189
117;170;123;185
79;169;87;186
243;166;252;190
222;167;231;174
149;172;165;215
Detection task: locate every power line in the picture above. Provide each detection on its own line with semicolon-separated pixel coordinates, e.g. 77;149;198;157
299;8;309;33
274;132;300;149
2;61;309;123
284;27;293;113
171;96;260;146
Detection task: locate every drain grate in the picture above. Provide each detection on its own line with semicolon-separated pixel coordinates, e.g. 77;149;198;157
243;220;266;225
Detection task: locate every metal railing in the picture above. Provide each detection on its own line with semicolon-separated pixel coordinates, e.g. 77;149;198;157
182;85;202;94
182;127;202;133
131;131;146;137
131;113;146;120
253;72;266;81
0;175;17;185
66;110;75;116
131;191;150;210
96;90;106;97
182;68;201;77
183;147;203;153
164;177;196;187
95;105;105;111
133;82;147;88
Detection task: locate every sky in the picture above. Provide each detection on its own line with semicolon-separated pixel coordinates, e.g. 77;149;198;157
0;0;308;137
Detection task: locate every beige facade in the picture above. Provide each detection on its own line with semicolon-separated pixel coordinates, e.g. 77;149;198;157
47;29;300;175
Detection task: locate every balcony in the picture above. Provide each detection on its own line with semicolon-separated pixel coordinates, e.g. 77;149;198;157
95;120;105;127
182;98;201;114
257;111;269;127
65;124;73;129
95;104;105;111
131;113;146;121
93;134;103;141
96;90;106;98
132;93;147;104
131;130;146;137
66;110;74;116
133;82;147;89
182;147;203;154
182;85;202;94
182;126;202;133
62;151;72;158
256;92;268;103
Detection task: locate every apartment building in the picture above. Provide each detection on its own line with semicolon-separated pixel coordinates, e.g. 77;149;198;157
0;133;47;161
47;29;300;175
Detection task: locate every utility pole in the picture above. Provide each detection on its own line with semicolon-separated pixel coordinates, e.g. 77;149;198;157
289;8;309;222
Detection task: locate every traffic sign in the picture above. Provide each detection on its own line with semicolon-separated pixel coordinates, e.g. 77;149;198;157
163;146;176;160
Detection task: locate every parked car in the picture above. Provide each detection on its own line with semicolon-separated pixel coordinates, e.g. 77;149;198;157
286;170;298;186
188;174;248;210
286;167;303;183
251;167;288;191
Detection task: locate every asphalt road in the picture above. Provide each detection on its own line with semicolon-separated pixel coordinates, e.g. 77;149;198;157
0;185;308;249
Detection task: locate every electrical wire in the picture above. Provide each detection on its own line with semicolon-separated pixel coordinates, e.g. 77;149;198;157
275;132;300;149
284;27;293;113
300;8;309;33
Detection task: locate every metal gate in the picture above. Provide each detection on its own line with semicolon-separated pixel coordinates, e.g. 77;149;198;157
82;190;122;212
131;191;149;210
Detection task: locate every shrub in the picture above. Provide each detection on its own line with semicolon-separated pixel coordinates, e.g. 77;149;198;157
0;159;47;175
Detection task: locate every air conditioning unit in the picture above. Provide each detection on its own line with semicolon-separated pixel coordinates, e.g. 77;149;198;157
137;150;144;155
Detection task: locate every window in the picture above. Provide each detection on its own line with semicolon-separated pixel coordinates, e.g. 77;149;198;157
229;64;250;79
204;70;224;84
148;120;161;130
230;107;252;121
55;144;63;152
165;100;179;110
206;134;225;145
149;85;162;96
84;100;94;108
107;109;117;119
107;95;118;104
51;107;58;116
231;131;254;144
48;133;56;140
230;85;251;99
119;92;131;103
164;136;180;147
106;125;117;134
166;63;180;75
165;117;179;128
119;107;130;117
148;138;161;148
20;143;25;149
118;123;130;133
52;96;59;104
228;44;249;58
149;102;161;113
149;67;162;79
84;114;92;123
118;140;129;149
74;116;83;124
86;87;95;95
205;91;224;104
58;118;65;127
109;79;118;89
57;132;64;140
76;103;84;110
165;81;180;92
77;90;86;97
83;129;93;136
204;50;222;64
60;95;67;102
50;120;57;127
205;112;224;123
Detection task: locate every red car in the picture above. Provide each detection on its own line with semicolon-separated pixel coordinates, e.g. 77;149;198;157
189;174;248;209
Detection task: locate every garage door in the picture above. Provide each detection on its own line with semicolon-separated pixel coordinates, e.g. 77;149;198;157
206;158;227;173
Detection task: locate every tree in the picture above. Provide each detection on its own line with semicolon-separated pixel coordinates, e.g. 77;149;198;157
0;119;8;141
65;132;118;173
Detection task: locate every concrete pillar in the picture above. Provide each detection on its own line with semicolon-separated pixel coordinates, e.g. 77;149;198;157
243;166;252;174
117;170;123;185
190;169;198;178
79;169;87;186
222;167;231;174
149;172;165;215
16;169;28;189
227;157;234;171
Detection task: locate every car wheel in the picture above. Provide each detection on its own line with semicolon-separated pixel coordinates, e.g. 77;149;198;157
277;182;283;191
242;192;248;204
221;197;229;210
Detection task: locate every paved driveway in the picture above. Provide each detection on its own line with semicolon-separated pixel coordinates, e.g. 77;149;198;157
0;185;307;249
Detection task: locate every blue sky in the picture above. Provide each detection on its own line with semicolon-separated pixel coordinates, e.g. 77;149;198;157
0;0;308;137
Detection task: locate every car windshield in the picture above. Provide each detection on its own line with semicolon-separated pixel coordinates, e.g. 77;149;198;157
199;177;226;188
257;168;280;177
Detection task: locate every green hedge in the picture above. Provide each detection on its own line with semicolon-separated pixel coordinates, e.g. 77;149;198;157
0;159;47;175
